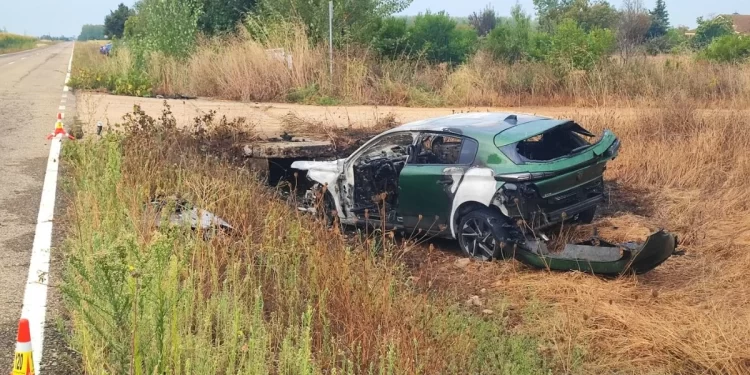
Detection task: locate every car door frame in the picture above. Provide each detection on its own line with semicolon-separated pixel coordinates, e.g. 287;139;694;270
397;131;479;235
340;130;419;219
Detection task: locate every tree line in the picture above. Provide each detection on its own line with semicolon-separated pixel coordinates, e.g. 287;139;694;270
83;0;750;65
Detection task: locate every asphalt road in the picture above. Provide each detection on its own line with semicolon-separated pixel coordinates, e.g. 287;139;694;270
0;43;75;373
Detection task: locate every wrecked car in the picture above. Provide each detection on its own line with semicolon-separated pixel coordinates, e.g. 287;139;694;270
292;112;676;274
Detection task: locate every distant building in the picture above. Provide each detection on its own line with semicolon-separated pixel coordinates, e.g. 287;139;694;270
683;13;750;37
720;13;750;35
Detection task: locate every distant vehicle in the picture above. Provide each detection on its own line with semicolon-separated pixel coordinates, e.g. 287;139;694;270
99;43;112;56
292;112;678;275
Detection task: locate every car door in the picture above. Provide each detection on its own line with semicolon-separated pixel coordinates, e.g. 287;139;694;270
342;131;416;220
398;132;479;234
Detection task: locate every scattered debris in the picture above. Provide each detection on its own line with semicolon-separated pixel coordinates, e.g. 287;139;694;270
454;258;471;269
465;295;483;307
518;230;678;275
150;197;232;235
482;309;494;315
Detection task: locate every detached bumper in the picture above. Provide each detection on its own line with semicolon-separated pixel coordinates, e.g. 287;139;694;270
510;230;678;275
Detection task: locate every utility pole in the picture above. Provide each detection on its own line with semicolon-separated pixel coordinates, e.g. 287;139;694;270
328;1;333;78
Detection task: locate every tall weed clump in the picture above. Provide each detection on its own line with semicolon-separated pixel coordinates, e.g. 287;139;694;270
61;106;548;374
0;32;37;54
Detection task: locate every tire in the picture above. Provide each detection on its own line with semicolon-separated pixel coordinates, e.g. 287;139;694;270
457;208;509;261
577;206;597;224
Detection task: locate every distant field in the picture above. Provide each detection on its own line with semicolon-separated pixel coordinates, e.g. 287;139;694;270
0;32;38;54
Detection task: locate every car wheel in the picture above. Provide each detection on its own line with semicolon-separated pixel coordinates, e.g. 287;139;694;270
577;207;596;224
457;208;507;261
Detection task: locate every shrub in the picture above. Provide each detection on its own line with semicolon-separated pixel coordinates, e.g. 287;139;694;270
692;16;734;49
409;11;477;64
545;19;615;72
372;17;410;58
484;5;533;63
646;28;688;55
702;34;750;63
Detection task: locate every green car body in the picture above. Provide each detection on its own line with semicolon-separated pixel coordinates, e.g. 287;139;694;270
292;112;676;274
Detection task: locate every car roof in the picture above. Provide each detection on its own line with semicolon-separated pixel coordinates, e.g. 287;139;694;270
387;112;568;139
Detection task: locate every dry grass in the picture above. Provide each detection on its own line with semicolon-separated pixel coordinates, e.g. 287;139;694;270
71;34;750;108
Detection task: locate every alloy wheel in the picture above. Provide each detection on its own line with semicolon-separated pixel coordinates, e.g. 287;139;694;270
460;217;497;260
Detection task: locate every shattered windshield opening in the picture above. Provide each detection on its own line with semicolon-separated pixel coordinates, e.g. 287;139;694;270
504;122;595;163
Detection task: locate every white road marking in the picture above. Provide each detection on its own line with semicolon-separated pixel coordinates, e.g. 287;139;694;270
58;105;65;110
20;43;74;373
21;57;26;60
8;61;14;65
63;86;69;92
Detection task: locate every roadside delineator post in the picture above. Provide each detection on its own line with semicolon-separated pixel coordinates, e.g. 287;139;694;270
11;318;35;375
46;113;75;140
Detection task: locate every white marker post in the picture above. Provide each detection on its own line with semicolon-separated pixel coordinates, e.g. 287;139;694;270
329;1;333;78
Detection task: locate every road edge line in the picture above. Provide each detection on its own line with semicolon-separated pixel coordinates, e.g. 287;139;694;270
19;42;74;373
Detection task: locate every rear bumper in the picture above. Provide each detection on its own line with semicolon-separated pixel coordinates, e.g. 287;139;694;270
512;230;677;275
501;177;604;230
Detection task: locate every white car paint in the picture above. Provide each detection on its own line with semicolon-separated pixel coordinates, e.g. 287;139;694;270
448;167;503;238
290;159;346;217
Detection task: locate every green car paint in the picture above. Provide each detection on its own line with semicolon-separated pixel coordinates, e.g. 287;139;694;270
398;164;455;232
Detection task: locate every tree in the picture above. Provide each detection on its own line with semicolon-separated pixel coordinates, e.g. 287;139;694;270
646;0;669;39
580;1;619;31
485;5;533;63
409;11;477;63
468;5;497;37
253;0;412;45
692;16;734;49
533;0;565;33
126;0;202;58
78;24;106;41
533;0;618;32
104;3;134;39
198;0;256;34
617;0;651;60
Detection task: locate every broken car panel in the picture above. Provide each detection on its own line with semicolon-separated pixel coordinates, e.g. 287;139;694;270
292;112;676;274
150;198;232;235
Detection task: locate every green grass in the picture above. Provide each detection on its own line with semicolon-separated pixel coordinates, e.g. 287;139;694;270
0;32;37;54
60;106;550;374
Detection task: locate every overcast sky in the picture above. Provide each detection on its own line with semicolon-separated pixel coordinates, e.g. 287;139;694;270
0;0;748;37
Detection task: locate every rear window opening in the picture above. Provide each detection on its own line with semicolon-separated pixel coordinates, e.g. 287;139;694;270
514;122;594;161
